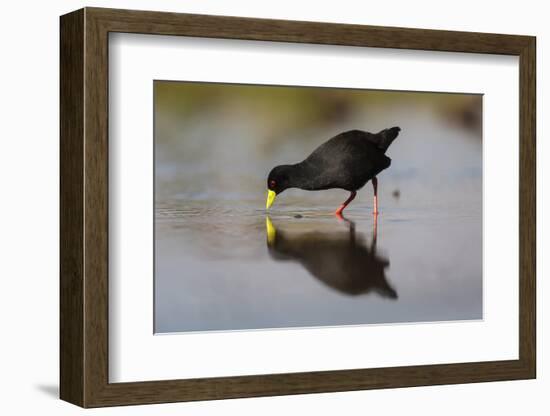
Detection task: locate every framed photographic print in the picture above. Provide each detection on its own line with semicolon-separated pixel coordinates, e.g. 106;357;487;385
60;7;536;408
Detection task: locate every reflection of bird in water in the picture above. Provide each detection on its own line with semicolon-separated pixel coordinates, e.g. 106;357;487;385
265;216;397;299
266;127;401;216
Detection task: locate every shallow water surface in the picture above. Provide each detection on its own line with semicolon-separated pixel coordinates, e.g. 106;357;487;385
155;196;481;332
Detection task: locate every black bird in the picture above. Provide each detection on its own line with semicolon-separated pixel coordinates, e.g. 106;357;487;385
266;127;401;215
265;216;397;298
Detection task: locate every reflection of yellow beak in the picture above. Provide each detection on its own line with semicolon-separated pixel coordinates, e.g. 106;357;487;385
266;216;276;245
266;190;276;209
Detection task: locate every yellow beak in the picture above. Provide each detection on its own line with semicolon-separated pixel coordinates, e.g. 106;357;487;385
266;190;276;209
266;216;276;245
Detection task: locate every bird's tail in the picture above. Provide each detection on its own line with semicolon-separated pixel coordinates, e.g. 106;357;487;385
376;126;401;152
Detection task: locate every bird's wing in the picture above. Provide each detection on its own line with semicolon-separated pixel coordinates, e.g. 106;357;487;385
304;133;387;189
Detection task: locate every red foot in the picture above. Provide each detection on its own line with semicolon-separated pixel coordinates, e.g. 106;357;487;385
335;191;357;217
335;206;345;216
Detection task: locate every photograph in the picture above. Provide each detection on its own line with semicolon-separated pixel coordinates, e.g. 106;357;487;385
153;81;483;333
52;4;538;409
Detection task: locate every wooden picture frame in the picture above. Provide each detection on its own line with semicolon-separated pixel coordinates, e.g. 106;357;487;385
60;7;536;408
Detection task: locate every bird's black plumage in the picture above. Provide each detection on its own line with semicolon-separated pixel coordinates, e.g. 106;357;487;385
267;127;400;195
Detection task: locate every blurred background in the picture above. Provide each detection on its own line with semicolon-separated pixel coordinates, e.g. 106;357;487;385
154;81;482;333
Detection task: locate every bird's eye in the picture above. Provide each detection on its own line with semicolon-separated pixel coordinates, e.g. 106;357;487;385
269;180;276;189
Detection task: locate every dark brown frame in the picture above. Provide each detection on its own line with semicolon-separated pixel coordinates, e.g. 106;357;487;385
60;7;536;408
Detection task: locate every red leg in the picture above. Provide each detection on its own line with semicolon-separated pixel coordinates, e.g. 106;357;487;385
335;191;357;216
372;211;378;248
372;177;379;215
